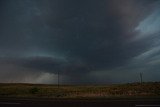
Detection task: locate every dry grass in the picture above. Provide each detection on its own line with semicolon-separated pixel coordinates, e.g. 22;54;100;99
0;82;160;99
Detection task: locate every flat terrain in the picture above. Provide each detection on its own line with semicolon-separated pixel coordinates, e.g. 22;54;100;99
0;82;160;107
0;82;160;99
0;98;160;107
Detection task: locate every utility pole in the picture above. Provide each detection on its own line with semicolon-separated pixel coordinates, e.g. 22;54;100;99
58;70;59;88
140;73;143;84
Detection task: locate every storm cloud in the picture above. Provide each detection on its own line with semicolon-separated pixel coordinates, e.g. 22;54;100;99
0;0;160;84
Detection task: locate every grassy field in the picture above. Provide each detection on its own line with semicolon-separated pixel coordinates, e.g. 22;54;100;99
0;82;160;99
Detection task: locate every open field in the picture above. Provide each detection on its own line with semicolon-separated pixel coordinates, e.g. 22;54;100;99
0;82;160;99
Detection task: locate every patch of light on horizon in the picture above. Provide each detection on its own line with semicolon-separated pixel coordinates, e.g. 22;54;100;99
32;72;58;84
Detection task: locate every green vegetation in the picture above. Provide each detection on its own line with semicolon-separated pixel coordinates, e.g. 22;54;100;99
29;87;40;94
0;82;160;99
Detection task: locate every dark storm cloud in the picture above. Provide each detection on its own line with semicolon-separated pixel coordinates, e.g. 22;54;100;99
46;0;157;70
0;0;160;84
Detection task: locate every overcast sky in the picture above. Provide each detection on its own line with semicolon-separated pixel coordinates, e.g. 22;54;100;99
0;0;160;84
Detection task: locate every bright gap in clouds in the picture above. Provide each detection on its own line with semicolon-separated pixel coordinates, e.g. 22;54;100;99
135;8;160;39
